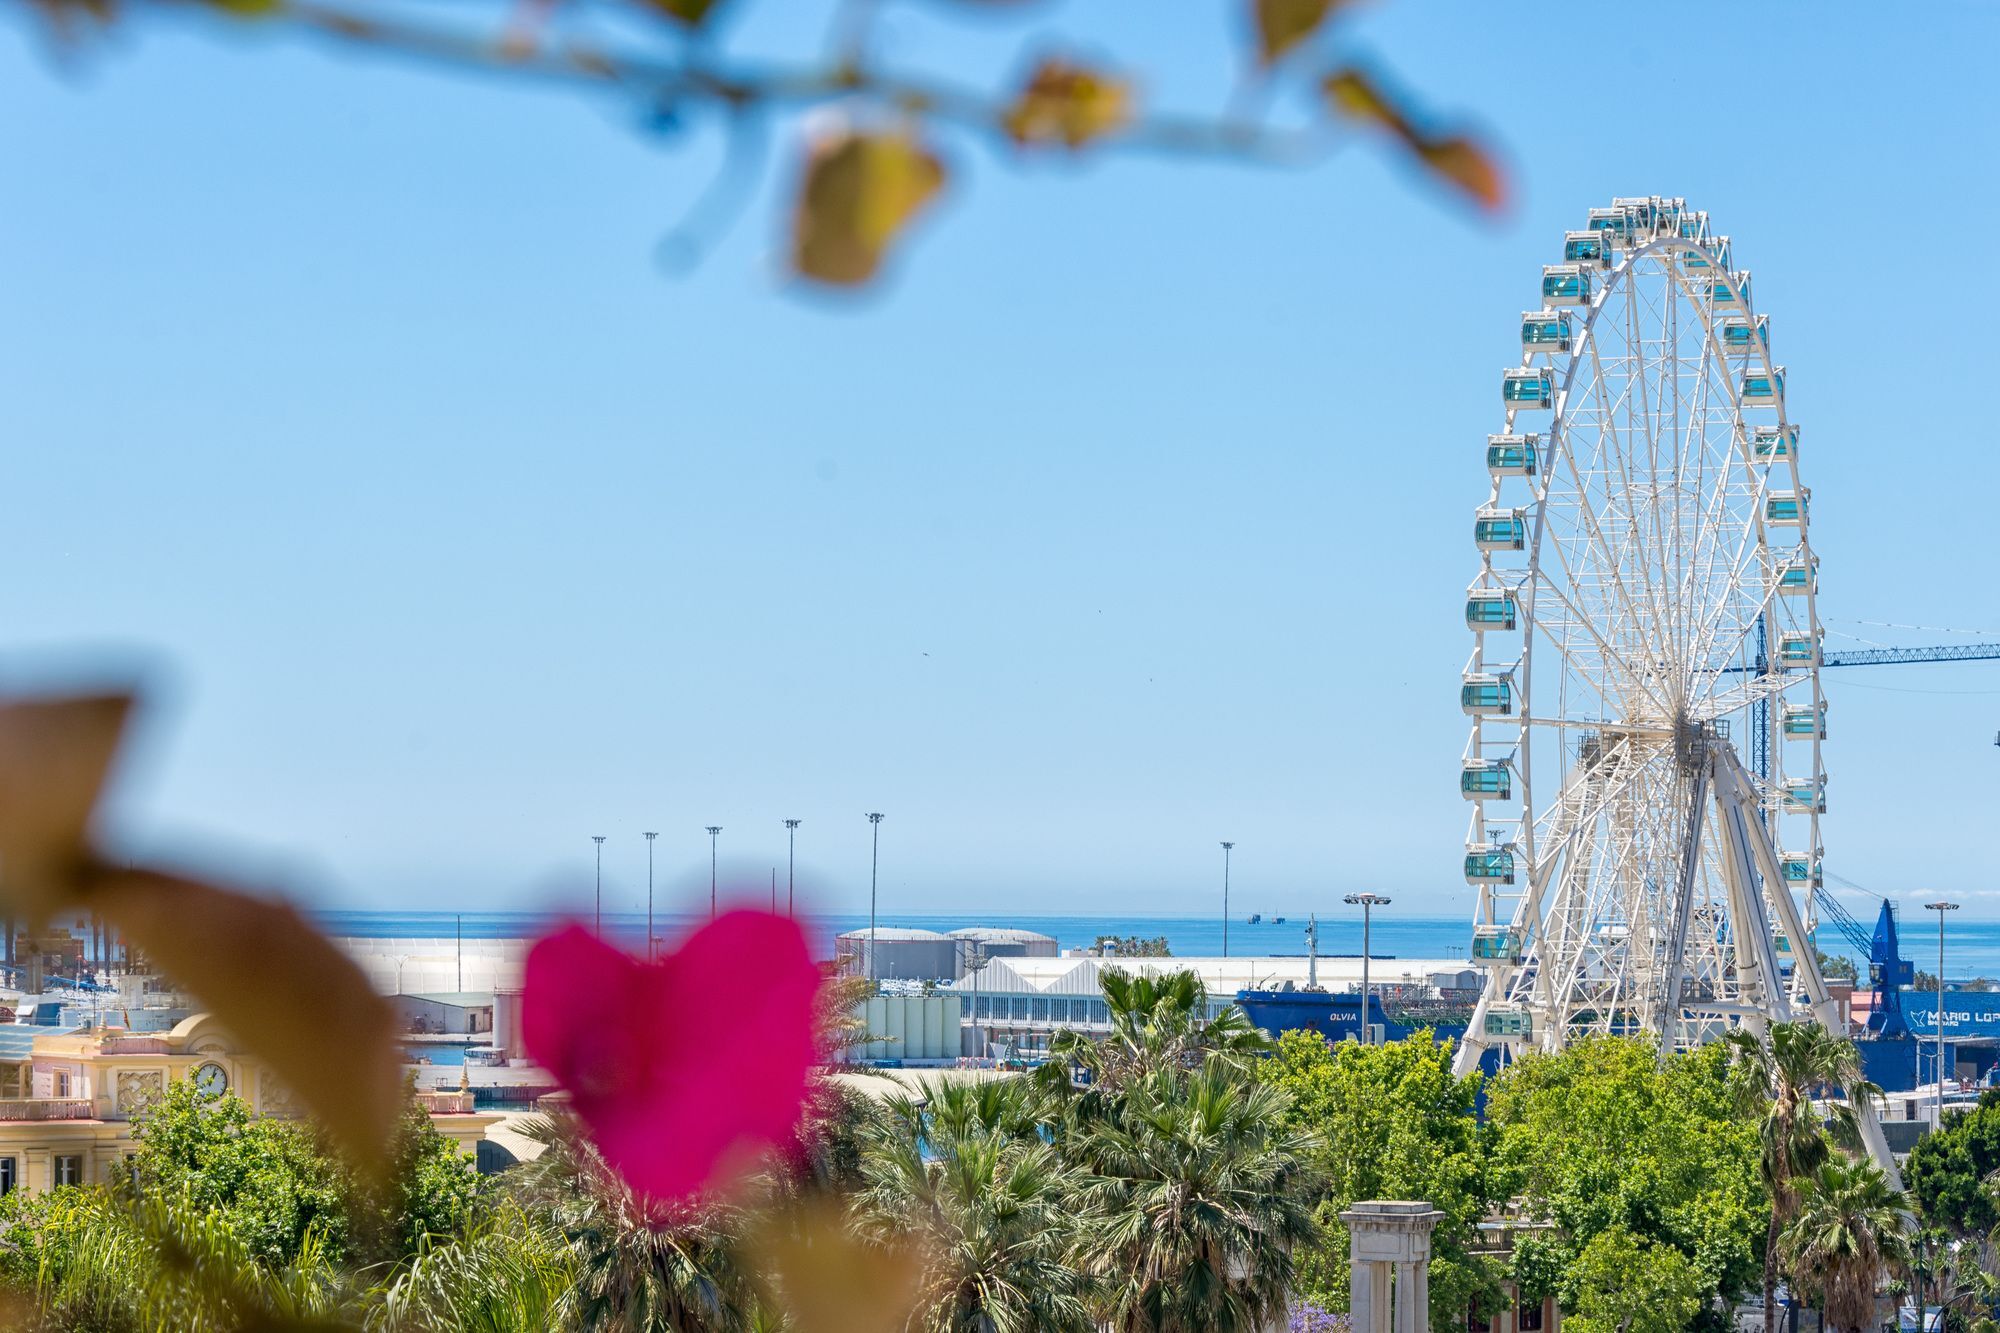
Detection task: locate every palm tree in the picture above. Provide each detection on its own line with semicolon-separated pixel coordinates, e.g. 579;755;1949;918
855;1078;1096;1333
1047;968;1269;1090
1726;1020;1882;1333
370;1200;577;1333
509;1113;757;1332
1781;1156;1911;1333
1075;1059;1321;1333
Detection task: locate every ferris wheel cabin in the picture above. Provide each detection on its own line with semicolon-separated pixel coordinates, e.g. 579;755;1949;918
1782;702;1828;740
1766;490;1809;526
1540;266;1591;306
1563;232;1609;265
1475;507;1528;551
1710;272;1753;310
1782;777;1828;814
1585;207;1630;246
1483;1006;1533;1039
1742;368;1786;406
1721;315;1770;354
1487;434;1542;477
1678;210;1710;243
1777;554;1818;595
1470;924;1525;963
1465;589;1520;631
1503;368;1556;408
1464;849;1516;886
1461;672;1514;716
1683;238;1731;272
1777;630;1823;667
1461;759;1513;801
1780;853;1824;889
1753;425;1798;460
1521;311;1575;353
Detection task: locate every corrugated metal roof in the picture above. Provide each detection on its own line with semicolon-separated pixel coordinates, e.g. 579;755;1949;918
948;956;1473;996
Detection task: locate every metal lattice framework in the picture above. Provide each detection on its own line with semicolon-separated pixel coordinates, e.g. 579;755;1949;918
1450;200;1882;1112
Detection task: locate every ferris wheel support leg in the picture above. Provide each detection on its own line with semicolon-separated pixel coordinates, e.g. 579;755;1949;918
1654;757;1711;1055
1454;992;1497;1077
1713;747;1903;1186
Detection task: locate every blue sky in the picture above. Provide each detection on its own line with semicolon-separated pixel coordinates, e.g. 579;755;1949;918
3;1;1998;922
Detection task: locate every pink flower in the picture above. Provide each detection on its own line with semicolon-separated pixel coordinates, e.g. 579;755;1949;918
523;910;822;1200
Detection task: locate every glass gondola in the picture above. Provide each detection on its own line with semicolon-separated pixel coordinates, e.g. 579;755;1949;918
1721;315;1770;354
1777;630;1822;667
1779;853;1824;889
1475;507;1528;552
1782;702;1828;739
1461;759;1512;801
1586;207;1630;245
1678;210;1709;243
1470;923;1524;961
1612;196;1662;236
1465;590;1520;631
1765;490;1808;526
1563;231;1608;265
1503;368;1556;408
1487;433;1542;477
1684;238;1731;272
1521;310;1575;353
1541;265;1591;306
1461;672;1514;716
1483;1006;1532;1038
1464;850;1516;887
1782;777;1827;814
1753;425;1797;460
1710;271;1752;309
1742;368;1785;405
1777;555;1817;595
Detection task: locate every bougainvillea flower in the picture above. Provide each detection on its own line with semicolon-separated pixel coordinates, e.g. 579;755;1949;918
523;910;822;1200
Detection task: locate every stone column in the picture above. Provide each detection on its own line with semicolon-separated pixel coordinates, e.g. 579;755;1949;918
1341;1201;1445;1333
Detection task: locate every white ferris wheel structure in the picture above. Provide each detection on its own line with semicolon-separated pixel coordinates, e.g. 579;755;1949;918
1448;198;1893;1165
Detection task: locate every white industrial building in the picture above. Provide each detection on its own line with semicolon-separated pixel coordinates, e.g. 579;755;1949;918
948;955;1478;1060
947;927;1059;961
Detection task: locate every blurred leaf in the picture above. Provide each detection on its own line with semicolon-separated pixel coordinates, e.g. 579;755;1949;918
0;692;131;916
751;1200;926;1333
639;0;724;27
1324;67;1506;214
200;0;284;16
88;865;404;1170
791;129;945;287
1003;59;1133;149
1416;136;1504;212
1255;0;1349;64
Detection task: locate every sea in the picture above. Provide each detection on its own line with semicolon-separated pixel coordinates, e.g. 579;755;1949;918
315;909;2000;980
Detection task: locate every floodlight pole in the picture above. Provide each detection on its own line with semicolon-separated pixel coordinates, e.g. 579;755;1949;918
1926;900;1959;1130
1345;893;1392;1044
591;836;607;934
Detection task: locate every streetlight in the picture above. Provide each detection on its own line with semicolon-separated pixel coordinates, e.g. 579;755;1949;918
1925;899;1960;1129
591;836;607;934
706;827;723;919
644;832;659;960
1345;893;1391;1045
1220;842;1235;958
866;813;885;985
784;819;802;918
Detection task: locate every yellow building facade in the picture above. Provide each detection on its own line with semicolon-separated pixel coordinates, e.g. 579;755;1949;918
0;1015;500;1195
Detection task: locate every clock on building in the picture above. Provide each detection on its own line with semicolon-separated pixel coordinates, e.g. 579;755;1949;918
193;1061;229;1098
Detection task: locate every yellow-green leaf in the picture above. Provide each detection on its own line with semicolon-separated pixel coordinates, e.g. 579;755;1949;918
88;866;404;1170
640;0;723;27
751;1201;926;1333
1324;67;1507;214
0;693;131;916
1416;136;1506;213
1255;0;1348;64
202;0;283;16
1003;59;1133;149
1322;67;1415;139
791;129;946;287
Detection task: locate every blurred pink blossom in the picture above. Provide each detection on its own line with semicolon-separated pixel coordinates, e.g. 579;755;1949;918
522;910;821;1200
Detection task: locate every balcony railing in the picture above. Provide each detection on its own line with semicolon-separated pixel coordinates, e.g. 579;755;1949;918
99;1037;173;1055
415;1090;475;1114
0;1098;96;1122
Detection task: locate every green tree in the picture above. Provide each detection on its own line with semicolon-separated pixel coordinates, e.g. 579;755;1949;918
856;1078;1096;1333
1905;1088;2000;1237
1781;1157;1911;1333
1046;967;1267;1090
1486;1037;1765;1323
373;1200;577;1333
1254;1029;1501;1325
1725;1020;1882;1333
1560;1225;1705;1333
1075;1060;1320;1333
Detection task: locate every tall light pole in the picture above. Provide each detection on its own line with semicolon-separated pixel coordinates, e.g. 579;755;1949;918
1926;899;1959;1129
643;832;659;960
866;813;885;985
784;819;802;918
706;827;723;919
1345;892;1391;1044
591;836;607;934
1220;842;1235;957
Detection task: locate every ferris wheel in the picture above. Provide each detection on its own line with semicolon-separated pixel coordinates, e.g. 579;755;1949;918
1450;196;1861;1078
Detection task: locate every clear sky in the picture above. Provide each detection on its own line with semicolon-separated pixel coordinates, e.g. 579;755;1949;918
3;1;1998;922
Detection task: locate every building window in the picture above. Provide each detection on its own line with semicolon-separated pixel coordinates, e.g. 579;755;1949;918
974;996;992;1020
54;1156;83;1187
0;1158;15;1196
53;1070;70;1098
1031;997;1050;1022
1518;1300;1544;1333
